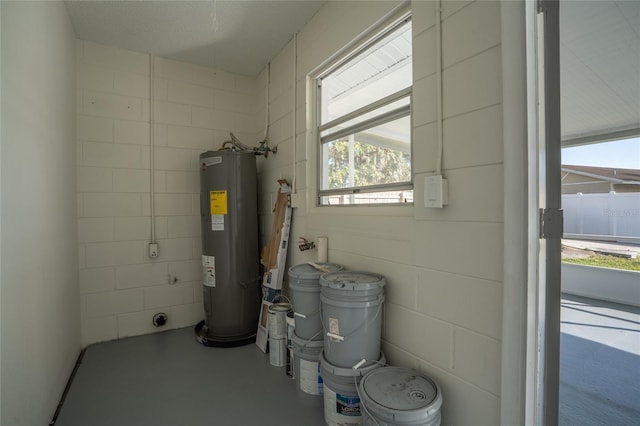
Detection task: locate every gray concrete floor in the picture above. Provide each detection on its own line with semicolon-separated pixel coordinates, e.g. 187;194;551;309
55;296;640;426
560;294;640;425
55;327;325;426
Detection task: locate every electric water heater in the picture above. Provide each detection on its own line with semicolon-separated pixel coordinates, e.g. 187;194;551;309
196;150;261;347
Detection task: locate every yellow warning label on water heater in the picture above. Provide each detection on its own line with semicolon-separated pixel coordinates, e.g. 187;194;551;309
209;190;228;215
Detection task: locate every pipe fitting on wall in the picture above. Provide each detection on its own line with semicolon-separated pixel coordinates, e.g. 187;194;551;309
152;313;168;327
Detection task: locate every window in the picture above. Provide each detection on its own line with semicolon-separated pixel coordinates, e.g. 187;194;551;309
317;16;413;205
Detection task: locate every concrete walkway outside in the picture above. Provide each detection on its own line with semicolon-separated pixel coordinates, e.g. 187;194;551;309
562;239;640;259
560;294;640;425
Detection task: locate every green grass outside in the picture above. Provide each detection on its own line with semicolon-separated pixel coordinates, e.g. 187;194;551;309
563;254;640;272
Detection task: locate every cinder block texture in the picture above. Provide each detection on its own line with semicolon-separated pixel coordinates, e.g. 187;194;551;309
78;41;260;345
256;2;506;425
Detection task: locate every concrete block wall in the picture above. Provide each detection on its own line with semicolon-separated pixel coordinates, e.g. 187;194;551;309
260;1;504;425
77;41;260;346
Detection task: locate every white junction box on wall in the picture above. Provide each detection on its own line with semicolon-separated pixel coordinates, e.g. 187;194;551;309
424;175;449;208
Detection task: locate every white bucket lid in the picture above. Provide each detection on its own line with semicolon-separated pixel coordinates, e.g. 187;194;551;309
359;367;442;423
289;263;343;280
319;271;385;291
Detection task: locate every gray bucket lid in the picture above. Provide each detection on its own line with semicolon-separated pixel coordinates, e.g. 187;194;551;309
291;332;324;350
289;263;343;280
319;271;385;291
360;367;442;421
319;349;386;378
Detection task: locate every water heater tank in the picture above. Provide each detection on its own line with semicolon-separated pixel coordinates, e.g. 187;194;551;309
196;150;261;347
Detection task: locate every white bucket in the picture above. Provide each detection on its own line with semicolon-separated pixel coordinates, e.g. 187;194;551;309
320;349;386;426
320;271;385;368
269;337;286;367
268;303;292;339
292;332;324;405
289;263;343;340
359;367;443;426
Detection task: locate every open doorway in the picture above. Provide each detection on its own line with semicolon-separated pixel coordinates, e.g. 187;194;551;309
558;0;640;423
500;2;637;424
559;136;640;425
514;1;639;425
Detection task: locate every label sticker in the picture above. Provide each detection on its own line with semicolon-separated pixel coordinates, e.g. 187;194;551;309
209;190;227;215
202;255;216;287
299;359;322;395
201;156;222;170
211;214;224;231
329;317;340;335
323;386;336;424
336;393;361;419
324;388;362;424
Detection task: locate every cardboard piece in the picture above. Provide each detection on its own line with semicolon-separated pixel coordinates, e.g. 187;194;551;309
260;180;292;291
256;180;292;352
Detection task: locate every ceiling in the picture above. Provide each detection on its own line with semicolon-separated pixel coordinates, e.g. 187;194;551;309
65;0;325;76
560;0;640;145
64;1;639;144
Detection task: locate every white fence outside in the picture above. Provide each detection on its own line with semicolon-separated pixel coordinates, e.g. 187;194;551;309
563;192;640;238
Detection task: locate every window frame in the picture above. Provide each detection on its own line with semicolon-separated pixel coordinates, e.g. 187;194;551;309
315;14;413;206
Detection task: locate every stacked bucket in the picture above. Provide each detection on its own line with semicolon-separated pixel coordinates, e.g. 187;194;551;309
319;271;387;426
288;263;343;405
289;264;443;425
357;367;443;426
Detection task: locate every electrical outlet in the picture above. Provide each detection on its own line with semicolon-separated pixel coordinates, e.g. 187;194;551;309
148;242;159;258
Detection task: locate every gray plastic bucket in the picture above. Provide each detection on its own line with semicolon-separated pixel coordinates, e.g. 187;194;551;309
359;367;443;426
289;263;343;340
291;332;324;405
320;349;386;426
320;271;385;367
